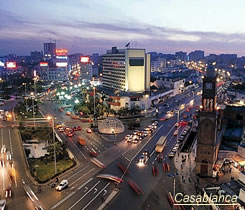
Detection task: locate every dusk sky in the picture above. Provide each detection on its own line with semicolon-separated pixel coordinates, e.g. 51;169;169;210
1;0;245;56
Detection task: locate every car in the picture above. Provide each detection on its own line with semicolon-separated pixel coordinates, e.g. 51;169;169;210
1;146;6;154
132;139;139;144
184;126;191;131
179;135;185;141
89;151;98;157
173;130;178;136
188;120;193;125
183;114;188;119
56;180;69;191
86;128;92;133
58;127;65;132
160;117;167;121
72;127;78;131
6;152;11;161
169;152;175;158
186;108;190;112
5;187;11;198
143;150;149;157
179;120;188;126
127;137;132;143
77;126;81;131
182;130;188;136
152;165;159;176
175;123;179;127
0;199;6;210
66;132;73;137
158;154;164;162
172;146;178;152
139;155;146;164
163;103;169;108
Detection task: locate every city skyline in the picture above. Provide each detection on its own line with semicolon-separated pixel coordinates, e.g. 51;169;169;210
1;0;245;56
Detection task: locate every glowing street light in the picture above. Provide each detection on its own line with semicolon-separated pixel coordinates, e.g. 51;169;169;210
47;115;57;175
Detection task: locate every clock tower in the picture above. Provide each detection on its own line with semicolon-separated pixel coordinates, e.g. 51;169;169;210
196;65;218;177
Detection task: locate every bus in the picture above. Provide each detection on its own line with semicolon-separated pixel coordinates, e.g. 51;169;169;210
155;136;167;153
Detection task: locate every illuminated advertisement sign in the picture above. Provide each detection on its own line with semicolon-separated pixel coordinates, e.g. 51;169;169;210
56;56;68;60
56;62;68;67
56;49;68;56
80;56;90;63
6;62;17;69
40;62;48;67
0;61;4;67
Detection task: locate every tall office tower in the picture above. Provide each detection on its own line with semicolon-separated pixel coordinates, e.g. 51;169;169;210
188;50;205;62
44;41;56;60
196;65;218;177
175;51;187;62
102;47;150;92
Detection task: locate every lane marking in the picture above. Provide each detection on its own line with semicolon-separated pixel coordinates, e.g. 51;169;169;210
51;178;94;209
77;177;94;190
69;168;95;186
63;165;90;180
68;181;100;210
81;183;110;210
69;139;87;159
51;191;76;209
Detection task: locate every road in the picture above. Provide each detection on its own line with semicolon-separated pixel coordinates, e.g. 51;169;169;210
43;88;201;210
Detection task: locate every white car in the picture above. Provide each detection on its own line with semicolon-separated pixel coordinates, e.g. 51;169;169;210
1;146;6;154
6;152;11;161
0;199;6;210
172;146;178;152
56;180;68;191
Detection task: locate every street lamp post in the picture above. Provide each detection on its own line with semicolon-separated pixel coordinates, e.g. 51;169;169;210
31;92;35;128
92;77;96;127
23;83;28;112
176;110;180;143
47;116;57;175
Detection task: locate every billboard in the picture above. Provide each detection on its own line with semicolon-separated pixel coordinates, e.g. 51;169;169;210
0;61;4;67
6;62;17;69
56;62;68;67
40;62;48;67
56;56;67;60
80;56;90;63
56;49;68;56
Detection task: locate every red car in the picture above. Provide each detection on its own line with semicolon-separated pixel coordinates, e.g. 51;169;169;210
152;165;159;176
67;132;73;137
77;126;81;131
89;151;98;157
179;120;188;126
160;117;167;121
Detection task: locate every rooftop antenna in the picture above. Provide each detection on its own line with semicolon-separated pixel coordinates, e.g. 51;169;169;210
125;42;130;49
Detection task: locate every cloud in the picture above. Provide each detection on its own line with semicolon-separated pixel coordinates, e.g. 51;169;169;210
1;13;245;56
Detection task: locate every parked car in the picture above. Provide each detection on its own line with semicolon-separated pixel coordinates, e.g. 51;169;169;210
86;128;92;133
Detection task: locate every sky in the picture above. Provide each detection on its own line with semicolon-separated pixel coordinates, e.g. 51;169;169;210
1;0;245;56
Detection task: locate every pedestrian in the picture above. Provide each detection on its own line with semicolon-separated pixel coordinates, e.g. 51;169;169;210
56;177;59;183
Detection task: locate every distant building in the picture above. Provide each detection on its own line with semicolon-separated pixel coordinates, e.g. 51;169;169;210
102;47;150;93
44;42;56;60
188;50;204;62
30;51;43;62
151;57;166;72
175;51;187;62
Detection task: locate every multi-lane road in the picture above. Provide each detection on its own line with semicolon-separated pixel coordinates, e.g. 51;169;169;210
35;88;201;210
0;87;201;210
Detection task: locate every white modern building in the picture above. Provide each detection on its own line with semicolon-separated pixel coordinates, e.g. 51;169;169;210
102;47;150;93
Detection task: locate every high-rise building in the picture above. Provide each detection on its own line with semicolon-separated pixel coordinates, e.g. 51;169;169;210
188;50;204;62
30;51;43;62
102;47;150;93
44;42;56;60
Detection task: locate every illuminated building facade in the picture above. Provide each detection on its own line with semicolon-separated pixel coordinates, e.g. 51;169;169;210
102;47;150;93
